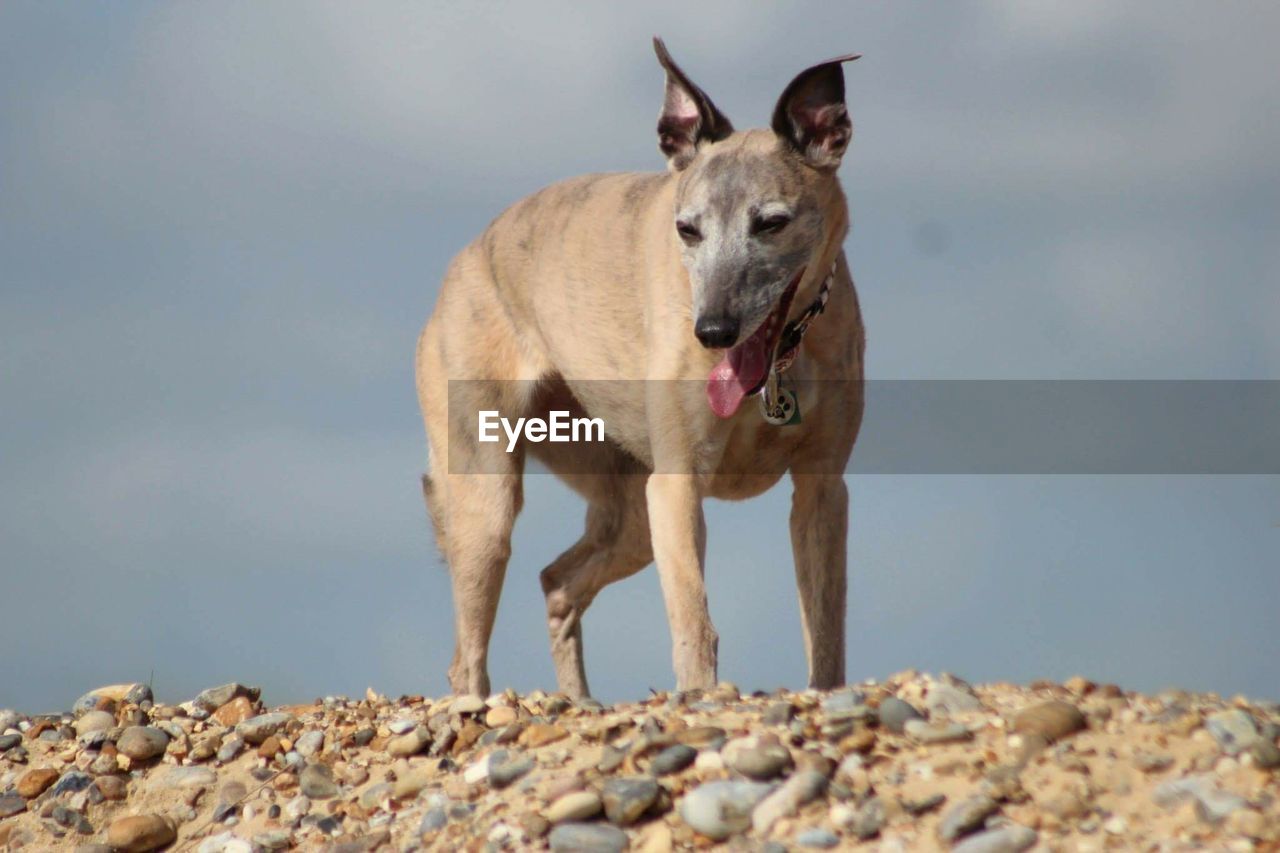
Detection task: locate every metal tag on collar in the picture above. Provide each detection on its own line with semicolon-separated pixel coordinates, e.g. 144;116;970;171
759;370;800;426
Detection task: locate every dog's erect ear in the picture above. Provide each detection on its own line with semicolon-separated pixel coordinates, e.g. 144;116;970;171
653;37;734;171
772;53;861;171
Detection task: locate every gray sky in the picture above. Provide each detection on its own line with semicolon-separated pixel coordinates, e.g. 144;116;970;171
1;2;1277;712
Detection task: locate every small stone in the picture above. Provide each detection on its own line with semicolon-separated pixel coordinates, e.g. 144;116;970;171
549;822;629;853
95;776;128;801
752;769;827;833
678;780;774;840
392;768;435;800
358;782;392;810
951;824;1038;853
193;683;259;712
764;702;795;726
74;711;115;737
938;795;1000;842
490;751;535;788
283;794;311;823
633;821;673;853
0;793;26;819
523;723;570;748
451;694;486;715
486;706;518;727
878;696;925;733
299;763;338;799
106;814;177;852
925;682;983;716
1013;701;1085;743
546;790;603;824
1206;709;1260;755
602;776;660;826
16;767;60;799
387;726;430;757
216;735;245;762
904;719;973;744
52;771;94;796
795;827;839;848
724;736;793;780
821;689;868;718
419;807;447;835
116;726;169;761
840;727;876;754
212;697;255;727
251;829;291;851
1248;738;1280;769
650;744;696;776
904;793;948;816
152;765;217;789
850;796;886;840
236;712;292;745
673;725;727;750
294;730;324;758
598;745;627;774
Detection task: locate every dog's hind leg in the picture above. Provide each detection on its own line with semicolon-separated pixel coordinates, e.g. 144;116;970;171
539;474;652;699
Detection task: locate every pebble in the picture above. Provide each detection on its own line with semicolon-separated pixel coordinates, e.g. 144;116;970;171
152;765;217;789
795;827;840;848
236;712;292;745
299;763;339;799
752;769;827;833
523;722;570;747
52;771;94;796
251;829;292;850
905;719;973;744
419;807;447;834
1249;738;1280;769
926;682;984;715
16;767;60;798
679;780;774;840
216;735;245;762
294;730;324;758
1013;701;1085;742
105;814;176;852
0;792;26;818
951;824;1038;853
937;794;999;842
549;822;629;853
602;776;660;826
724;735;794;780
212;697;255;727
878;696;925;733
451;695;486;715
650;744;696;775
95;775;128;800
283;794;311;823
486;706;518;727
546;790;603;824
116;725;169;761
1205;709;1260;755
74;710;115;737
489;750;535;788
193;683;258;712
387;726;431;757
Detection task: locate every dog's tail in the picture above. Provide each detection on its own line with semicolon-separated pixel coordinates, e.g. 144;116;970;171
421;472;448;561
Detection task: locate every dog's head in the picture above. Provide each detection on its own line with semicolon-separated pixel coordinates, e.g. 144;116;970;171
654;38;858;417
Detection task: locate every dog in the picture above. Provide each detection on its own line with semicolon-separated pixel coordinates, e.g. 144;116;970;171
415;38;865;699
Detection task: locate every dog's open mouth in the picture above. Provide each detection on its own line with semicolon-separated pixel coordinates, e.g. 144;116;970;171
706;268;804;419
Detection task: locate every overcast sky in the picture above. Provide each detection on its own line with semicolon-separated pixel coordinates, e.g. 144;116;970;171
1;2;1277;712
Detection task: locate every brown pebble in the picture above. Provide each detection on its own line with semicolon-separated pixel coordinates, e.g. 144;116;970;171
485;706;518;728
840;728;876;755
16;767;59;799
1014;700;1086;742
95;775;128;801
257;734;282;757
521;723;569;748
106;814;177;852
212;696;255;727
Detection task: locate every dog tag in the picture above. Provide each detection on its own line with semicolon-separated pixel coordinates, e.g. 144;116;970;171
760;384;800;426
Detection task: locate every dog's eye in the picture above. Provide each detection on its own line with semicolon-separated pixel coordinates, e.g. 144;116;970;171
676;221;702;243
752;214;792;235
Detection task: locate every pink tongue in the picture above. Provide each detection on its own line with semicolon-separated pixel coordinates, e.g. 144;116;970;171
706;336;769;418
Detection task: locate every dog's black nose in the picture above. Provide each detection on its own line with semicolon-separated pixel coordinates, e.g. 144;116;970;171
694;316;740;349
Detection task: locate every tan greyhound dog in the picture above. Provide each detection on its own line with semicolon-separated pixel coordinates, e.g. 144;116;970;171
416;38;865;699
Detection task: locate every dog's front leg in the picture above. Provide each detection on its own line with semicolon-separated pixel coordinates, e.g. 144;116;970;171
790;473;848;688
646;472;718;690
